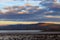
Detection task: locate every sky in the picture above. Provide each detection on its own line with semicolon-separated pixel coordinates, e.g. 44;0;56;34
0;0;41;9
0;0;41;25
0;0;60;10
0;0;60;25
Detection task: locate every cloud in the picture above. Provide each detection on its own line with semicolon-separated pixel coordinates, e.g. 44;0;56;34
44;15;60;18
0;0;41;11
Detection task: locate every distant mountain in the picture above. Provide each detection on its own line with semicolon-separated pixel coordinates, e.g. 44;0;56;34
0;23;60;31
0;23;39;30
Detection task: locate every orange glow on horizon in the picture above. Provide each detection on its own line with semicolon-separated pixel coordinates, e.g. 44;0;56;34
0;21;38;25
